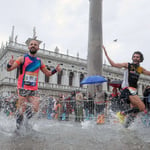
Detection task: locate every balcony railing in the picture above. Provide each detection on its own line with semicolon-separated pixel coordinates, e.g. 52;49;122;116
0;77;86;93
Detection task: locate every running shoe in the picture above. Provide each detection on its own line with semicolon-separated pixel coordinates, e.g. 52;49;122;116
116;112;125;123
124;114;135;128
25;106;32;119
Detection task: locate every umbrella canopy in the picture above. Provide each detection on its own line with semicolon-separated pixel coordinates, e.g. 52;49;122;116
80;75;107;85
109;80;122;88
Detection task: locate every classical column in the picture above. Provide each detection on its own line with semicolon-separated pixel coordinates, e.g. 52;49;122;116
87;0;103;95
50;74;57;84
61;69;69;86
73;72;80;87
138;84;143;96
38;71;43;82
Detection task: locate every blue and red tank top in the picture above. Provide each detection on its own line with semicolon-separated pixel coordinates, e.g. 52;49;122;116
17;54;45;90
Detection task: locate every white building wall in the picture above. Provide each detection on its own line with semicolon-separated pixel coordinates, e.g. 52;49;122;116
50;74;57;84
73;72;80;87
0;40;150;96
38;71;43;82
138;84;143;96
61;69;69;86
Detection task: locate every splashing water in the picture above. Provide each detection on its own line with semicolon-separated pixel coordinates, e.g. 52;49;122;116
0;112;16;136
0;93;150;150
0;109;150;150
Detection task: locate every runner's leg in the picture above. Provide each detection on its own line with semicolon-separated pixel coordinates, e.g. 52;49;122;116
123;107;139;115
28;96;40;112
129;95;145;111
16;96;26;129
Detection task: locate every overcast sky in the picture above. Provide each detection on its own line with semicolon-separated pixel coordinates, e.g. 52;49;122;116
0;0;150;70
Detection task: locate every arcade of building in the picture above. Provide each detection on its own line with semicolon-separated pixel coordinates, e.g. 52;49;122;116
0;28;150;97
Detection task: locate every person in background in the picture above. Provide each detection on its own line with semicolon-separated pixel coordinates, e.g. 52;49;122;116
75;91;84;122
88;93;95;120
47;96;55;120
143;86;150;111
55;96;63;121
65;94;72;121
84;94;89;120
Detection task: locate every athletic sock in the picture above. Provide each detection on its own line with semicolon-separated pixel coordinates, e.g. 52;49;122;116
25;106;33;119
124;114;136;128
16;113;23;129
123;108;139;115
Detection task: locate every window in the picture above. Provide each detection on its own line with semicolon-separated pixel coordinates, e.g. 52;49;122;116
45;66;50;83
57;70;63;85
69;72;74;86
16;67;19;79
80;74;84;87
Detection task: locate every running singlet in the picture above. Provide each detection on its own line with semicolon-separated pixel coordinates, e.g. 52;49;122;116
17;54;44;90
128;63;143;88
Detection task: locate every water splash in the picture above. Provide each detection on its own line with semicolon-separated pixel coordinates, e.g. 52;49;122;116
0;108;150;150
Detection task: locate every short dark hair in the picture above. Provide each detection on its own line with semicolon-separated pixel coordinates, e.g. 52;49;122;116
132;51;144;62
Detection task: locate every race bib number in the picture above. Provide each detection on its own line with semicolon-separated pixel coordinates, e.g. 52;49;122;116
24;72;37;86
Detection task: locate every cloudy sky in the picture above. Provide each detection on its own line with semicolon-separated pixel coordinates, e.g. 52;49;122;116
0;0;150;69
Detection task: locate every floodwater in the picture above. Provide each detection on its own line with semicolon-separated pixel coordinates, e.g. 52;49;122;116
0;112;150;150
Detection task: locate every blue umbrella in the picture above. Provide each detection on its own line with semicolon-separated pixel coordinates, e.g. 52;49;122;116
80;75;107;85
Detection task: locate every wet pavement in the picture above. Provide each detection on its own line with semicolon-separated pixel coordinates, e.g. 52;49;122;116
0;113;150;150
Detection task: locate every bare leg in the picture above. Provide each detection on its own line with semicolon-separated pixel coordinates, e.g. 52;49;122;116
17;96;27;114
129;95;145;111
28;96;40;112
16;96;27;129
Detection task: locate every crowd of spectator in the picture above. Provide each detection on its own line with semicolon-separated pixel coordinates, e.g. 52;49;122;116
0;87;150;123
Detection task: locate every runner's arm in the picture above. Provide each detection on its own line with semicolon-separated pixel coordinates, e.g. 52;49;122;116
40;61;61;76
7;56;23;71
102;45;128;68
142;68;150;76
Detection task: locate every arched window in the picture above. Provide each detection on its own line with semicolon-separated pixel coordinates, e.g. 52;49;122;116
80;73;84;87
57;70;63;85
16;67;19;79
45;66;50;83
69;72;74;86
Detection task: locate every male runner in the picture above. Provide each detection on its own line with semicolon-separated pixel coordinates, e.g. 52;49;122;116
7;39;61;129
103;46;150;125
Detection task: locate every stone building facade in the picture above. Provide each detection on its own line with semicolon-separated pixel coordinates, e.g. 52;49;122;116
0;29;150;97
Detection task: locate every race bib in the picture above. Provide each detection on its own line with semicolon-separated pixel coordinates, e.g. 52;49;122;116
24;72;37;86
